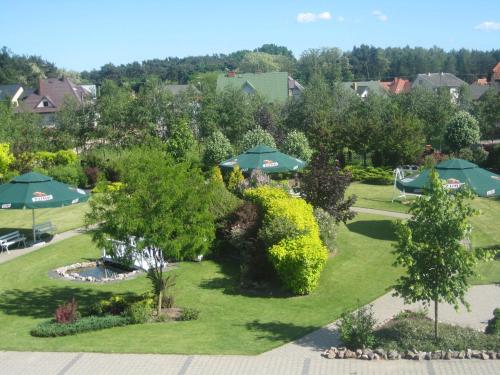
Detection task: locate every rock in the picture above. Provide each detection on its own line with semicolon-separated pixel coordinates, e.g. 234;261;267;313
424;352;431;360
431;351;442;360
361;354;369;360
466;349;472;359
444;350;453;360
373;353;379;360
458;351;465;359
480;351;489;360
326;351;336;359
356;349;362;358
388;350;399;360
337;350;345;359
374;348;386;357
487;351;496;360
472;350;482;359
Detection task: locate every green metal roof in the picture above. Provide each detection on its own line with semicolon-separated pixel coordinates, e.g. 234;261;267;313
216;72;289;103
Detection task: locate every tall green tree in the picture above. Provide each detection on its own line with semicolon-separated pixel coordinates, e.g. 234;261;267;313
86;146;215;314
444;111;480;153
393;169;490;339
474;88;500;141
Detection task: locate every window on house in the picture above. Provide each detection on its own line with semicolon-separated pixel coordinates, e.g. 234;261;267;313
43;100;49;107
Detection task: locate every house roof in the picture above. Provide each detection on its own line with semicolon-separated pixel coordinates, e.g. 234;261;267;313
493;62;500;81
412;73;466;89
216;72;291;103
17;77;89;113
342;80;387;96
0;84;22;101
381;77;411;94
493;62;500;74
469;84;491;100
164;84;200;95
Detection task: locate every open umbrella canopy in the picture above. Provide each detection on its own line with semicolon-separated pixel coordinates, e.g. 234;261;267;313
219;145;306;174
396;159;500;197
0;172;89;209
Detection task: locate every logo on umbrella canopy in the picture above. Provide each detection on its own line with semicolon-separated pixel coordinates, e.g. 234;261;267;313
262;160;278;168
444;178;463;189
32;191;54;202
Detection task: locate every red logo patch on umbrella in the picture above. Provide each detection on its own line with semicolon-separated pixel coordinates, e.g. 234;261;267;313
262;160;278;168
444;178;463;189
32;192;54;202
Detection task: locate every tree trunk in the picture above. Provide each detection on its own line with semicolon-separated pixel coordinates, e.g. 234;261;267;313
434;298;438;340
157;290;163;316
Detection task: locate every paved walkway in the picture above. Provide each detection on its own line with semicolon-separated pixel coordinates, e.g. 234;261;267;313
0;227;87;265
351;206;411;219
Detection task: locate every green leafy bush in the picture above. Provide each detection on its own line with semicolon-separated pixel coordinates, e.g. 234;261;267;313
54;150;78;166
338;305;377;350
203;130;233;167
344;165;393;185
486;308;500;335
89;295;129;316
240;127;276;151
227;165;245;193
125;300;153;324
47;163;86;187
178;308;200;321
31;315;131;337
245;186;327;295
282;130;313;162
313;207;337;253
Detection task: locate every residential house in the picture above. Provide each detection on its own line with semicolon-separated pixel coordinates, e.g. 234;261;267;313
380;77;411;94
411;72;467;102
0;84;25;106
216;71;303;103
342;80;387;98
16;77;94;125
164;84;200;96
469;62;500;100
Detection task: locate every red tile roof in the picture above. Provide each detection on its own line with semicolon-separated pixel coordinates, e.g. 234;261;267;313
493;62;500;81
381;77;411;94
473;78;489;85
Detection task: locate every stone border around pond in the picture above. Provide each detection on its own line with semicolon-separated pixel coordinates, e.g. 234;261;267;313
53;261;142;283
322;347;500;360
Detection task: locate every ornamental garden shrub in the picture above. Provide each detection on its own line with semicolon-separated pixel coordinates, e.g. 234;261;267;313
486;308;500;335
55;298;79;324
338;305;377;350
125;300;154;324
245;186;327;295
313;207;337;253
344;165;393;185
31;315;131;337
178;308;200;321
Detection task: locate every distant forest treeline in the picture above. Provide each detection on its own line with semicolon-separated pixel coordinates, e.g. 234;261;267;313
2;44;500;88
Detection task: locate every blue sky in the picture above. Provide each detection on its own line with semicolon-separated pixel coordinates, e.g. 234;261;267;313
1;0;499;71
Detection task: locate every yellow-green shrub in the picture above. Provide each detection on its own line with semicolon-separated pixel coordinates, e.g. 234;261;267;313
245;186;327;295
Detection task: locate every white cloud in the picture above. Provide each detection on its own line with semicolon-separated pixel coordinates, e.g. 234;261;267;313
372;10;388;22
474;21;500;31
297;11;332;23
337;16;345;22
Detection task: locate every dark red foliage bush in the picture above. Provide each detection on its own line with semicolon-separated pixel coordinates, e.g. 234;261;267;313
84;166;101;187
55;298;79;324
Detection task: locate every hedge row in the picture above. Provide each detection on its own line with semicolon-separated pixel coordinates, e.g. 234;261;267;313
344;165;393;185
30;315;131;337
245;186;327;295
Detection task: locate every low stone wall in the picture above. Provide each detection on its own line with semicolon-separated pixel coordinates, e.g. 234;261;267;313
323;346;499;360
54;261;140;283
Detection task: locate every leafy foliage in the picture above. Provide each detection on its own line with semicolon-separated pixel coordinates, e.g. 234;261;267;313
300;148;356;224
240;127;276;151
282;130;313;162
245;186;327;294
0;143;14;181
344;165;393;185
178;308;200;321
31;315;131;337
125;300;154;324
313;208;337;253
444;111;481;153
392;169;491;338
203;130;233;167
486;308;500;335
338;305;377;350
227;165;245;193
54;298;79;324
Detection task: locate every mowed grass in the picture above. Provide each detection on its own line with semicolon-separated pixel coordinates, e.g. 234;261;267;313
347;182;500;284
0;202;89;239
0;213;402;354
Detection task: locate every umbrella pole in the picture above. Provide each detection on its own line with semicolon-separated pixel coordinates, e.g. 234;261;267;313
32;208;36;244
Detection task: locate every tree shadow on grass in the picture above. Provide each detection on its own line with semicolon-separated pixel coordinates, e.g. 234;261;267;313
0;287;137;319
198;259;293;299
346;220;396;241
244;320;339;351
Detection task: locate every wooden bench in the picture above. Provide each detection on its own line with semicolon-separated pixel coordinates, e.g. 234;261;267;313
34;221;57;241
0;231;27;253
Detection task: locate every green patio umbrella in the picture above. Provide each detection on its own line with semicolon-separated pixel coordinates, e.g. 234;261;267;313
396;159;500;197
0;172;90;241
219;145;306;174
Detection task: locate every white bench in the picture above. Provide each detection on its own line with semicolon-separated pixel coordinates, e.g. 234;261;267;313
33;221;57;241
0;231;27;253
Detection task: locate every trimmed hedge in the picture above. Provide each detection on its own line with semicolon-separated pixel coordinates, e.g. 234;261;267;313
245;186;327;295
344;165;393;185
31;315;131;337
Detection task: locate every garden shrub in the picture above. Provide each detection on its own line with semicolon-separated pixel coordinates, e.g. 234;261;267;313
209;166;224;184
227;165;245;193
203;130;233;167
125;300;153;324
84;166;101;187
47;163;86;187
344;165;393;185
313;207;337;253
54;298;79;324
33;151;56;169
89;295;129;316
54;150;78;166
206;180;242;222
245;186;327;295
178;308;200;321
338;305;377;350
258;215;305;248
31;315;131;337
486;308;500;335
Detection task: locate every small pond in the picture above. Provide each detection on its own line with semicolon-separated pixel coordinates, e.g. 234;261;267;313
69;263;129;280
54;261;141;283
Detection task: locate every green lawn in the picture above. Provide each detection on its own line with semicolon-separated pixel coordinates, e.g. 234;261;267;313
0;202;89;239
0;213;402;354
